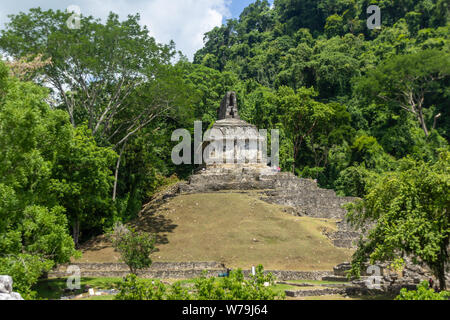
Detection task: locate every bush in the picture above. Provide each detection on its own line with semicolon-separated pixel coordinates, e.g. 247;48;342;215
0;254;53;300
115;274;191;300
335;164;372;197
395;281;450;300
109;223;156;274
194;265;282;300
115;265;285;300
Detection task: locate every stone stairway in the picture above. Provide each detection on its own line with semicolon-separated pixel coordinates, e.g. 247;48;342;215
283;262;378;298
327;220;362;248
282;265;353;297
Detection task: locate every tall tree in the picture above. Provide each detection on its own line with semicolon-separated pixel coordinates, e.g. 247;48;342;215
0;8;185;200
0;61;78;297
347;151;450;290
50;126;117;246
277;86;335;173
356;49;450;138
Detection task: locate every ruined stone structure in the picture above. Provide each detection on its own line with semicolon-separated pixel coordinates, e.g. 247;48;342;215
49;89;449;290
183;92;360;248
46;92;449;291
218;91;240;120
50;262;333;281
204;91;268;167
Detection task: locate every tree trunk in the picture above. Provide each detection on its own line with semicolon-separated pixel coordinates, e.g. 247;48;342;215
434;260;447;291
72;217;80;248
432;113;442;131
432;242;448;291
113;143;127;201
437;240;449;291
418;109;429;137
437;269;446;291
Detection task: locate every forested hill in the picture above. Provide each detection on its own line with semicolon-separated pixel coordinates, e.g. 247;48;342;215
0;2;449;297
191;0;449;194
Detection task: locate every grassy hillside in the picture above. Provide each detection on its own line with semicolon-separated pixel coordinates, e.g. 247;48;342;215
78;191;353;271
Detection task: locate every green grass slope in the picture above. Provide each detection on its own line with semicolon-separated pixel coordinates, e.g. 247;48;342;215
78;191;353;271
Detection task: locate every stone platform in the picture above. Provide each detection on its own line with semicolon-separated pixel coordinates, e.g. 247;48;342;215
177;164;361;248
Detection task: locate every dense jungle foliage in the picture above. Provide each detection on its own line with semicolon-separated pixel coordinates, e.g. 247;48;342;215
0;0;448;296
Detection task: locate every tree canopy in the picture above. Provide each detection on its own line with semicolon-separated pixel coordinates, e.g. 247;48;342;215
346;151;449;290
0;1;449;298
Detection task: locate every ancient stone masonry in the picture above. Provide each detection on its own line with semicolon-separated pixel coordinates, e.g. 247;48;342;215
285;287;344;298
0;276;23;300
204;91;267;166
179;169;361;248
218;91;240;120
49;262;333;281
333;261;450;294
50;262;228;279
179;92;362;248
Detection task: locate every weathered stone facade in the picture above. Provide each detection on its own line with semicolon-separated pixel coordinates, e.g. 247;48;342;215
204;120;267;166
204;91;267;166
333;261;450;293
218;91;240;120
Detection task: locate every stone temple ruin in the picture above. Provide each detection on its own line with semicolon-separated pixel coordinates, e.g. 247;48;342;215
181;91;450;292
181;91;360;248
218;91;240;120
179;92;448;289
202;91;270;169
49;91;446;294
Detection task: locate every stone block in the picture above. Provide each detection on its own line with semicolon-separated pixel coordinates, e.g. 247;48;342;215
0;275;23;300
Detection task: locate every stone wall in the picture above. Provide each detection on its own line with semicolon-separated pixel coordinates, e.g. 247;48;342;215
285;288;343;297
49;262;332;281
180;168;357;220
53;262;224;273
262;270;333;281
49;262;227;279
49;269;225;279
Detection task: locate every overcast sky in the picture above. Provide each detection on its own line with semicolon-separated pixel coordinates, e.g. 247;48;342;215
0;0;271;60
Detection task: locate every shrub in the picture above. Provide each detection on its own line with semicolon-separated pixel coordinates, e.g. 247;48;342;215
109;223;156;274
115;265;285;300
194;265;282;300
0;254;53;300
395;281;450;300
115;274;191;300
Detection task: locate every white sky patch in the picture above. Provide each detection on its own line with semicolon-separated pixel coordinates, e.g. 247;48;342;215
0;0;232;60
